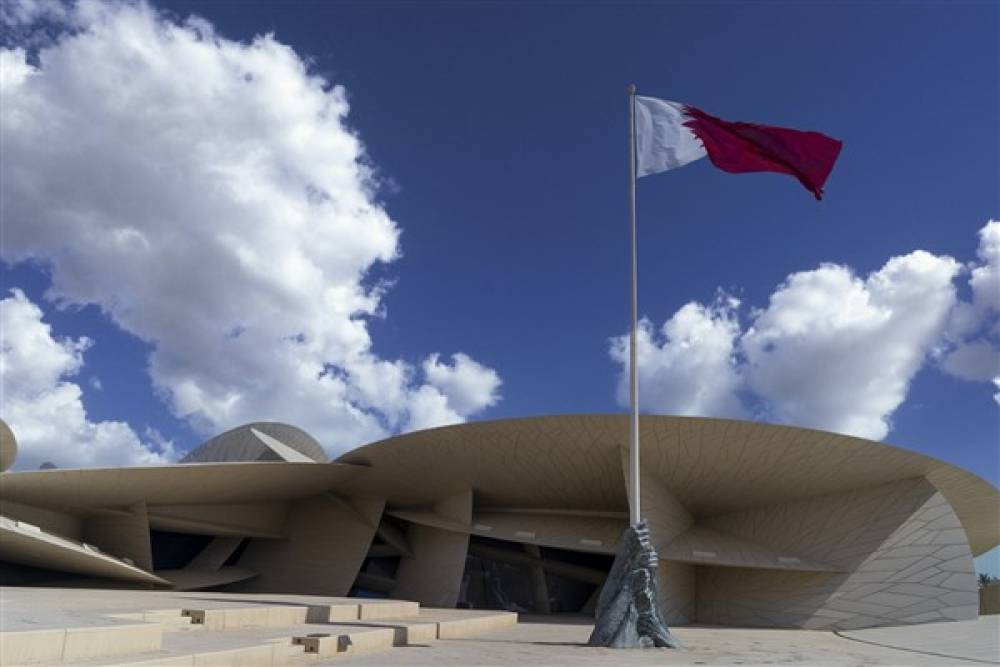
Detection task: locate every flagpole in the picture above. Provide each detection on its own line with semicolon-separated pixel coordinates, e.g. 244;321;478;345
627;83;640;527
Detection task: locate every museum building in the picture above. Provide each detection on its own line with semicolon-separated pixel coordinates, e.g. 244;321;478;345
0;415;996;631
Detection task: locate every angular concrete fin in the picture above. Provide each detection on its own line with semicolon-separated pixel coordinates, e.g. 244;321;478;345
82;506;135;518
249;427;316;462
469;509;624;554
393;489;473;607
83;501;153;571
324;493;383;530
228;495;385;596
663;525;840;572
158;566;258;591
385;488;473;535
186;536;244;571
386;509;470;534
433;489;473;525
147;503;289;539
349;496;386;528
618;446;693;548
0;515;167;585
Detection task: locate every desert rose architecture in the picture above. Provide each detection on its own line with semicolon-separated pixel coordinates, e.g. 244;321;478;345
0;415;996;631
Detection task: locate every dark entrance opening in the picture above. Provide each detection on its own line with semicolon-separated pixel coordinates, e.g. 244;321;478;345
460;535;612;614
149;530;213;570
350;515;409;598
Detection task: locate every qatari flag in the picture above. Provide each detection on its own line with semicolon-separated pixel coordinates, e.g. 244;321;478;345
634;96;842;199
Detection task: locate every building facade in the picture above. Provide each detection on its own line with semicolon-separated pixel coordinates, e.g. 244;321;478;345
0;415;996;630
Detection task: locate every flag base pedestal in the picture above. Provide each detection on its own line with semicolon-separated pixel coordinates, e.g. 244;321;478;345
587;520;681;649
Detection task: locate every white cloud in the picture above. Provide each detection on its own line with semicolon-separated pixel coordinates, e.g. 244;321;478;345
612;246;966;440
1;0;71;29
1;289;171;469
609;296;744;419
1;0;501;457
402;354;501;432
742;252;959;439
970;220;1000;315
938;219;1000;400
405;385;462;433
422;353;502;417
142;426;180;462
941;340;1000;383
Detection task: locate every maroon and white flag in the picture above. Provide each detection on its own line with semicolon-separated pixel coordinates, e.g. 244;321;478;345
635;96;842;199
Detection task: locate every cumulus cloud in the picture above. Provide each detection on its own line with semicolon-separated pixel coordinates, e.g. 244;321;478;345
1;0;500;458
422;353;502;418
970;221;1000;315
609;297;744;419
939;220;1000;403
941;340;1000;383
1;289;172;469
742;251;959;439
402;354;501;432
1;0;71;30
610;227;1000;440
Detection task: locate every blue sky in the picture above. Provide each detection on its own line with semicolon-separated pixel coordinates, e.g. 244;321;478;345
1;1;997;572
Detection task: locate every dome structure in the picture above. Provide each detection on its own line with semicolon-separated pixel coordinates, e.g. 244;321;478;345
180;422;329;464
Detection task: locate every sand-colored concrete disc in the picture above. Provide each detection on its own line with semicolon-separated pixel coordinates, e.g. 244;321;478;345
0;418;17;472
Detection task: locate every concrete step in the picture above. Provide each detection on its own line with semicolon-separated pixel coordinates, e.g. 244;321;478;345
290;609;519;658
0;623;164;665
421;608;519;639
76;623;402;665
0;605;515;665
319;608;519;642
76;632;314;666
106;638;312;666
294;626;397;659
105;609;201;632
357;600;420;620
181;599;420;630
181;606;309;631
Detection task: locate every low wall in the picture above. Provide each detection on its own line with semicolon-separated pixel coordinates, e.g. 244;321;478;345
981;583;1000;615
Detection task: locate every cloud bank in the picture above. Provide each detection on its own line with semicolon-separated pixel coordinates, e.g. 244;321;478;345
611;221;997;440
1;0;500;466
0;290;174;469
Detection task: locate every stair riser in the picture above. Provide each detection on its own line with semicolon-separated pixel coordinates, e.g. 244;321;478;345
438;613;519;639
182;607;308;630
0;625;163;665
297;628;396;658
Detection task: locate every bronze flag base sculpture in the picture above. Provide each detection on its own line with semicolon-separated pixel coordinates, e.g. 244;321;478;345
587;520;681;649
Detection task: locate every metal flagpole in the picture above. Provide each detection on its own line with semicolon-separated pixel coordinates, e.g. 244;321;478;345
588;86;679;652
627;84;640;527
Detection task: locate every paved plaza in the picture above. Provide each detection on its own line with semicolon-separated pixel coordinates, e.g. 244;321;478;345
0;588;996;666
329;614;999;666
